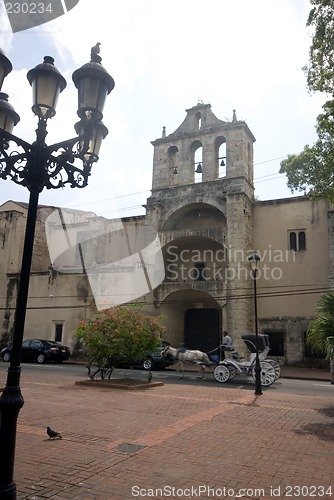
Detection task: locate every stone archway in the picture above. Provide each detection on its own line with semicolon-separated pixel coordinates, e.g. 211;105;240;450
157;290;223;351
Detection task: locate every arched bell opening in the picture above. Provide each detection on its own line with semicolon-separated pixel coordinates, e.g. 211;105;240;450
191;139;203;183
214;135;227;179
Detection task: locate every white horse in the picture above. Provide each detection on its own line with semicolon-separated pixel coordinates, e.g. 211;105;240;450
162;345;211;379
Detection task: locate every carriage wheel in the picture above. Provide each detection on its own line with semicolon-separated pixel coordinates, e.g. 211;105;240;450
220;361;238;379
227;365;238;379
214;364;230;383
266;359;281;380
252;361;276;386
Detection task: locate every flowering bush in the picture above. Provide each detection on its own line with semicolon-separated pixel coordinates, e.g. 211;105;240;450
74;306;166;368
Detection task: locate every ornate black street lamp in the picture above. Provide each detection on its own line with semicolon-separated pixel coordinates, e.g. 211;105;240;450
0;45;114;499
0;48;12;90
248;251;262;396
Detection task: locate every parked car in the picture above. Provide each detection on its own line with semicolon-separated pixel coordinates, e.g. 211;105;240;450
0;339;71;364
112;341;173;371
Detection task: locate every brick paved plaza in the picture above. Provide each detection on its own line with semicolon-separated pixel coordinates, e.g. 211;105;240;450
3;368;334;499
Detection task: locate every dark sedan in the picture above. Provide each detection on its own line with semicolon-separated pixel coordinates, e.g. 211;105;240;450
112;341;173;371
0;339;70;364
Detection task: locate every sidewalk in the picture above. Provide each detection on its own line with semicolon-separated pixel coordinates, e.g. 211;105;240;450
4;366;334;499
280;365;331;381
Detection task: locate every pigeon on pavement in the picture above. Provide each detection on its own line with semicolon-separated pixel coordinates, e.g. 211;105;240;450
47;426;62;439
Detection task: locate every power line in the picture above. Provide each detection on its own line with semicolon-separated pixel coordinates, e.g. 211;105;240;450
0;283;329;308
254;155;287;166
67;155;290;214
73;190;151;208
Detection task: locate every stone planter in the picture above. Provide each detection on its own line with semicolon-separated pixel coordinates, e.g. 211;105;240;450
75;379;164;390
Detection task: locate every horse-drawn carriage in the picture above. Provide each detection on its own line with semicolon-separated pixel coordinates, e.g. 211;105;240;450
162;333;280;387
213;334;280;386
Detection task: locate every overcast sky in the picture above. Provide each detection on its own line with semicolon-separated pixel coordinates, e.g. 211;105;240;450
0;0;328;219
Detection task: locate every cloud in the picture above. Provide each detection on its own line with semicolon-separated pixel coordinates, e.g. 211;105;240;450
0;0;326;210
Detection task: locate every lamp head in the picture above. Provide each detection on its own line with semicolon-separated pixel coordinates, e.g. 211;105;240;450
0;92;20;133
0;47;12;91
72;45;114;124
75;120;108;165
248;251;260;272
27;56;66;120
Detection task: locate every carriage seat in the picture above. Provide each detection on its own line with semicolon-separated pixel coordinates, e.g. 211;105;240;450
222;345;235;351
249;346;270;363
213;345;240;361
221;345;237;360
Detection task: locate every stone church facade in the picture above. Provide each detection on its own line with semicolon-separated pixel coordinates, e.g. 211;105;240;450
0;103;332;364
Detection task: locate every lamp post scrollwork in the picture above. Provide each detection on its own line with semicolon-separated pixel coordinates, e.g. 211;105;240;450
0;45;114;500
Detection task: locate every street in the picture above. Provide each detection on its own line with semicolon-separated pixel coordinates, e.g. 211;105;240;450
1;360;333;397
0;359;333;499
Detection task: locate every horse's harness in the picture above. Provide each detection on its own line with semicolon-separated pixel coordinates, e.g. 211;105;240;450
176;347;186;360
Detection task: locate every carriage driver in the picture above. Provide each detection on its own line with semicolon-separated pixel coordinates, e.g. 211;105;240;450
221;331;233;360
223;331;233;348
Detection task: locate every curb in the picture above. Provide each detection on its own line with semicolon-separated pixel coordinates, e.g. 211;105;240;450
75;379;164;390
280;374;331;382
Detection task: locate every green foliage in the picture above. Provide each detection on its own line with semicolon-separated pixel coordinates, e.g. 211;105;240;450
279;100;334;201
75;306;165;368
304;0;334;94
307;291;334;355
280;1;334;201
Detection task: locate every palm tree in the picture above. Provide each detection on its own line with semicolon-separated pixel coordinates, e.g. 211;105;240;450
307;291;334;354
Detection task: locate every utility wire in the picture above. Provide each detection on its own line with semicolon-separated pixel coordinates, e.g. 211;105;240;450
67;154;290;213
0;283;329;308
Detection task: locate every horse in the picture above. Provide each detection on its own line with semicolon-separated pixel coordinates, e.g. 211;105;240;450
162;345;211;379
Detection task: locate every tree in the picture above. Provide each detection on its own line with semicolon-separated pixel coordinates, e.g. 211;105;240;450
303;0;334;95
75;305;166;373
280;100;334;201
307;291;334;354
279;0;334;200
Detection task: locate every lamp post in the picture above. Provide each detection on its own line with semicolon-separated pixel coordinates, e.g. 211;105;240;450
248;251;262;396
0;45;114;499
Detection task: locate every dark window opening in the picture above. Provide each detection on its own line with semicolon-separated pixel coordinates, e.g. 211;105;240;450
55;324;63;342
263;330;284;356
289;232;297;251
194;262;206;281
298;231;306;251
